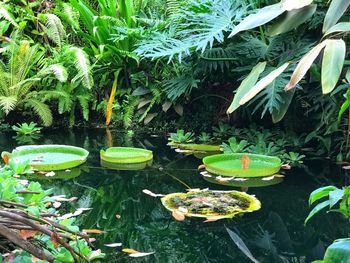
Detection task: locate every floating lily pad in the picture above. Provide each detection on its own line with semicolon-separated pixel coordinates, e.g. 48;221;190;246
2;145;89;171
200;171;284;188
100;147;153;164
161;189;261;220
177;144;221;152
101;159;153;170
203;153;281;177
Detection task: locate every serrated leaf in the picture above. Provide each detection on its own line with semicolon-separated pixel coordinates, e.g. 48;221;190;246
322;39;346;94
240;62;289;105
323;0;350;33
282;0;313;11
285;40;330;91
229;3;284;38
227;62;266;113
269;5;316;36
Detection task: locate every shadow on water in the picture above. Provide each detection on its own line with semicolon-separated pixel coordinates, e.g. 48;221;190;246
1;128;350;262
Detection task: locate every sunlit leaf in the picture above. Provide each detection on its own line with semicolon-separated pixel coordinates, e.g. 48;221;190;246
282;0;313;11
229;3;284;38
269;5;316;36
285;40;329;91
329;189;344;208
321;238;350;262
321;39;346;94
106;76;118;126
309;186;337;205
240;62;290;105
122;248;155;257
323;0;350;33
227;62;266;113
324;22;350;37
105;243;122;247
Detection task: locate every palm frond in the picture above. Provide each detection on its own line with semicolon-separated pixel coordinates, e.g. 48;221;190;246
0;96;17;114
69;47;93;89
24;98;53;126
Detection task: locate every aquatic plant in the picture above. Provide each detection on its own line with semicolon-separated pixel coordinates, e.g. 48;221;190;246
221;137;249;154
198;132;213;143
168;129;194;144
282;152;305;167
12;122;42;135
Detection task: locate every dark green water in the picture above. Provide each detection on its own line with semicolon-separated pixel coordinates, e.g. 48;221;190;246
1;129;350;263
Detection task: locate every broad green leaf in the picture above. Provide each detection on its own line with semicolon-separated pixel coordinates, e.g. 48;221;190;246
323;0;350;33
228;3;284;38
324;22;350;37
240;62;290;105
304;200;331;225
282;0;313;11
272;88;295;123
269;5;317;36
322;239;350;263
329;189;344;208
338;89;350;121
322;39;346;94
26;206;40;217
226;227;259;263
309;186;337;205
285;40;330;91
227;62;266;113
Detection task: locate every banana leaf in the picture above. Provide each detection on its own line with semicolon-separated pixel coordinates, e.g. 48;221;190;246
2;145;89;171
161;189;261;220
100;147;153;164
203;153;281;177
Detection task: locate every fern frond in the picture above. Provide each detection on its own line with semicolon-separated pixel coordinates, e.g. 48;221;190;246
44;14;66;48
0;96;17;114
57;3;80;30
24;98;53;126
69;47;93;89
46;64;68;82
0;4;19;28
166;0;181;16
77;95;90;121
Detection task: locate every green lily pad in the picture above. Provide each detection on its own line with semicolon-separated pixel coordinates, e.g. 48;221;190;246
100;147;153;164
2;145;89;171
177;144;221;152
161;189;261;220
200;171;284;188
203;153;281;177
101;159;153;170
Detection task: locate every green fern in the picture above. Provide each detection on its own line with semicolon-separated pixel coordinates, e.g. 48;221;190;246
40;13;66;48
69;47;93;89
164;75;200;101
24;98;53;126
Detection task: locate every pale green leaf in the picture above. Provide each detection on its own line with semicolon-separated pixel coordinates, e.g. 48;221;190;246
285;40;330;91
324;22;350;37
227;62;266;113
282;0;313;11
322;239;350;263
329;189;344;208
323;0;350;33
228;3;284;38
322;39;346;94
269;5;317;36
240;62;289;105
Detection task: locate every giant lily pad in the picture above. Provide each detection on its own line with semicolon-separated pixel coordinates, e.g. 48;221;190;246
200;171;284;188
203;153;281;177
2;145;89;171
161;189;261;220
27;167;82;180
100;147;153;164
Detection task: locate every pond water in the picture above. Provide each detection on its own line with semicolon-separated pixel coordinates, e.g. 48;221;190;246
1;129;350;263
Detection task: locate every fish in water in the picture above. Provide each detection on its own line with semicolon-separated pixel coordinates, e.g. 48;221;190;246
241;155;250;170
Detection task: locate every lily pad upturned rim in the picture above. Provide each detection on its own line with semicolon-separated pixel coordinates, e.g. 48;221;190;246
161;189;261;220
203;153;282;177
100;147;153;164
3;144;89;171
100;159;152;170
